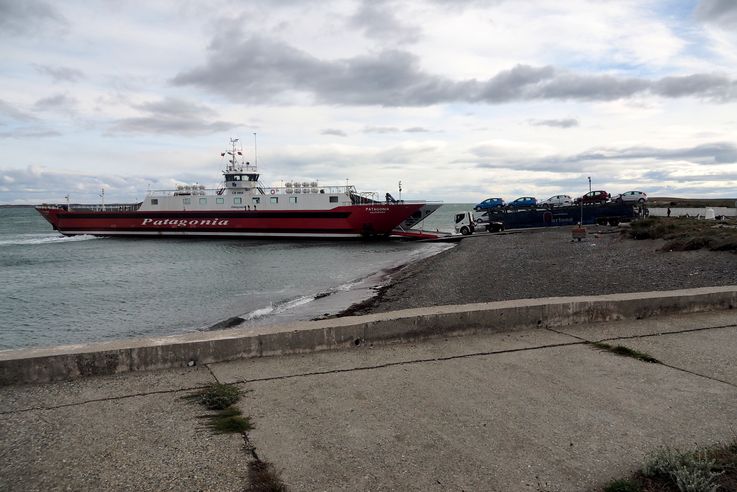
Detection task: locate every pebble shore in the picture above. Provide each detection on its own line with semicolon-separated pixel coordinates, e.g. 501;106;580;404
343;227;737;315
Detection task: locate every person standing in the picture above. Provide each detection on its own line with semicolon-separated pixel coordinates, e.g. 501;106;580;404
667;207;671;217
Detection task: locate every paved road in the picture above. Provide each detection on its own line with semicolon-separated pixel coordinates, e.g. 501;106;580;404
2;310;736;491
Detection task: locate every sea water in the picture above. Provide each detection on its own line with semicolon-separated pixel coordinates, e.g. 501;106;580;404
0;205;471;349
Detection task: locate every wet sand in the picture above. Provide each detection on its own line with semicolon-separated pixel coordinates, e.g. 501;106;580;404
338;227;737;316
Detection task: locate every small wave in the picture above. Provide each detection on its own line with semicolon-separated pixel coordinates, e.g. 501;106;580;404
243;304;275;320
0;234;100;246
274;295;314;313
242;294;317;321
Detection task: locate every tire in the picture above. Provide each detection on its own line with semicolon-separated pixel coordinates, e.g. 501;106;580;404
638;198;645;204
460;226;470;236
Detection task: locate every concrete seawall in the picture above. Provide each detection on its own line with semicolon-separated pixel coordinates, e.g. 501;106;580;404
2;286;736;385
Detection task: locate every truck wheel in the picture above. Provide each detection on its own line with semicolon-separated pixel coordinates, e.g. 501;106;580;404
460;226;471;235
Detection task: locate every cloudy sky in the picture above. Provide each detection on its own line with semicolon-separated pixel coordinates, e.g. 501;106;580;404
1;0;736;204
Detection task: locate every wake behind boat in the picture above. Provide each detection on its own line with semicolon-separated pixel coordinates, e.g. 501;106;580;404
36;139;441;239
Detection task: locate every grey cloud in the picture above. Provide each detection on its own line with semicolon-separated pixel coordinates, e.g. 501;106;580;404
571;142;737;164
174;36;737;106
529;118;579;128
134;97;216;118
0;99;37;122
0;128;61;139
475;65;556;102
403;127;430;133
653;73;737;101
33;93;77;111
470;141;737;173
695;0;737;27
33;64;84;82
643;169;737;182
109;118;233;135
109;97;236;136
0;166;214;204
321;128;347;137
350;1;421;44
364;126;400;134
0;0;66;35
0;99;57;138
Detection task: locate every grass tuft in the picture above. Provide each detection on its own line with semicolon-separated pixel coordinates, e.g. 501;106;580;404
205;406;254;434
248;460;288;492
602;479;641;492
607;441;737;491
196;383;241;410
626;217;737;253
591;342;660;363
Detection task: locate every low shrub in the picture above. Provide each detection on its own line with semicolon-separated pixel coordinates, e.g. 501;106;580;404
198;383;241;410
248;460;287;492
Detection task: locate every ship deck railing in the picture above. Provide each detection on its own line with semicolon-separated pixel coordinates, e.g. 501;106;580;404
37;203;143;212
147;185;376;198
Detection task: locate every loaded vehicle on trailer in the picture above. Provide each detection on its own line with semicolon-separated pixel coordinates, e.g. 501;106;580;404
615;191;648;204
508;196;538;208
474;197;506;211
574;190;611;205
541;194;573;207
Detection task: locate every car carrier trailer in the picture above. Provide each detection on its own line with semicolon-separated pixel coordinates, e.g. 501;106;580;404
484;202;640;230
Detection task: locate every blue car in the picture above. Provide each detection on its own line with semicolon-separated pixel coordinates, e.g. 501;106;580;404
508;196;538;208
474;197;506;211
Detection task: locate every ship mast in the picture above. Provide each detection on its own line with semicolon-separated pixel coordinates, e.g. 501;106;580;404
224;137;243;172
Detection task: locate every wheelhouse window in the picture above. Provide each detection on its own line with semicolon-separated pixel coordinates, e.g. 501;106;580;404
234;197;242;204
270;197;278;204
329;196;339;203
252;197;260;204
216;197;224;204
199;197;207;205
150;199;158;205
183;198;191;205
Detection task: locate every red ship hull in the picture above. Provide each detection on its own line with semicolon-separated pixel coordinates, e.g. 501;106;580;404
36;203;425;239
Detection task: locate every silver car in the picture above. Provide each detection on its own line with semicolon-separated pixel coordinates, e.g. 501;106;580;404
542;194;573;207
617;191;648;203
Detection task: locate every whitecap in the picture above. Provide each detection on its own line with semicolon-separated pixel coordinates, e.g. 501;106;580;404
0;234;100;246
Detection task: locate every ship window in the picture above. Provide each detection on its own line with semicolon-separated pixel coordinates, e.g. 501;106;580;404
252;197;260;204
289;197;297;204
270;197;278;204
150;199;158;205
216;197;224;204
329;196;338;203
199;198;207;205
234;197;242;204
183;198;191;205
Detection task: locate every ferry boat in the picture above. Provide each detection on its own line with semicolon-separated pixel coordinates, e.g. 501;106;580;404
36;139;441;239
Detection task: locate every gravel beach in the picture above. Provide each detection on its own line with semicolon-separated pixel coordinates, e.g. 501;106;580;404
343;227;737;315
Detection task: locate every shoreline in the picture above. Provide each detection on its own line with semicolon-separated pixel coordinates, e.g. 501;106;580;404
206;240;457;331
333;226;737;316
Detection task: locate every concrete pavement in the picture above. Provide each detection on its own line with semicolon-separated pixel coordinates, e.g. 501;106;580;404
1;309;736;491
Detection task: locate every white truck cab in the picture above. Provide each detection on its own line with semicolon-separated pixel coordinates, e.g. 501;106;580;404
454;211;476;235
